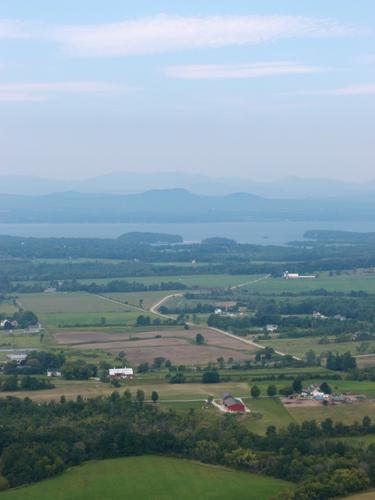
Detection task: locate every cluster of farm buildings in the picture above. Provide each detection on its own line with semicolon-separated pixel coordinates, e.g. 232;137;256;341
283;384;365;407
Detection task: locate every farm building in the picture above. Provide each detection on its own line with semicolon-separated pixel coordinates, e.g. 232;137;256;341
265;324;278;332
108;367;134;379
283;271;316;279
6;353;27;364
222;393;246;413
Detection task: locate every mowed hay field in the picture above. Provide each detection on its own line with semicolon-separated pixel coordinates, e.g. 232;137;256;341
103;290;178;309
288;400;375;426
260;337;375;358
241;273;375;293
55;326;257;365
0;456;293;500
18;292;156;329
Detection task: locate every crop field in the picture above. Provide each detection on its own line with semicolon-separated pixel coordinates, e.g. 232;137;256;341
18;292;156;329
260;337;375;358
241;273;375;294
356;354;375;368
55;326;257;365
0;456;293;500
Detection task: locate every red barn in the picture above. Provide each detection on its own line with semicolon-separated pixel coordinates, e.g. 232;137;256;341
222;393;245;412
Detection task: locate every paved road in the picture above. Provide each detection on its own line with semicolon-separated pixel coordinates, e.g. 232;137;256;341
149;282;301;361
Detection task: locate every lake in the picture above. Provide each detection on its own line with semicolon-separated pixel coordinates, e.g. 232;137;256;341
0;220;375;244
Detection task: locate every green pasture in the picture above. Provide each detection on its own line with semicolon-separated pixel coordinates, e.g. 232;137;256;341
18;292;156;328
0;300;18;316
103;290;176;309
242;397;295;434
241;273;375;294
0;456;293;500
261;337;375;358
78;274;264;288
289;401;375;426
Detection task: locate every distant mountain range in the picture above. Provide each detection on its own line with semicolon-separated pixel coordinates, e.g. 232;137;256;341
1;172;375;199
0;189;374;223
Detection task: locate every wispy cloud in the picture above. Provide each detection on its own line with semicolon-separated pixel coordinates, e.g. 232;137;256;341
330;83;375;95
358;54;375;65
293;83;375;96
166;61;325;80
0;14;354;57
0;81;126;102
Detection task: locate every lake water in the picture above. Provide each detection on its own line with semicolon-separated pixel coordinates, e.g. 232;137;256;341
1;220;375;244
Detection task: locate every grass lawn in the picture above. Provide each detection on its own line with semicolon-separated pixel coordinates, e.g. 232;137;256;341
0;456;293;500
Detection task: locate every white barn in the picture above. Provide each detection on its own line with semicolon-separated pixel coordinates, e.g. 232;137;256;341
108;367;134;379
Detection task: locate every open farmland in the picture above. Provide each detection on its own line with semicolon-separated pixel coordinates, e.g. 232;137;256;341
0;456;293;500
55;326;257;365
78;273;264;288
260;337;375;358
241;272;375;294
102;290;178;309
18;292;156;329
288;400;375;426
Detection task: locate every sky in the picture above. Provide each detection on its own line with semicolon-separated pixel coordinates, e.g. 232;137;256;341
0;0;374;181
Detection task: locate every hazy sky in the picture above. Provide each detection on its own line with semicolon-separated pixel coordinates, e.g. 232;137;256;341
0;0;374;181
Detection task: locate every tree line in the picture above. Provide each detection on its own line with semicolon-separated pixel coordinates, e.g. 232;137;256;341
0;393;374;498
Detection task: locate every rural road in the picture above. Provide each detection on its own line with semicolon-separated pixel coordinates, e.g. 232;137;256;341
149;280;301;361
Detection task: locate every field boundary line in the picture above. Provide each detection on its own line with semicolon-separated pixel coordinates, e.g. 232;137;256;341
229;274;271;290
95;294;145;312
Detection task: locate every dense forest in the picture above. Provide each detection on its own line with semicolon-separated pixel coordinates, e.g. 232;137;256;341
0;393;373;499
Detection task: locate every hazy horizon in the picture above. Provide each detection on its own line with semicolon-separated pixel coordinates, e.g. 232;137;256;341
0;1;374;182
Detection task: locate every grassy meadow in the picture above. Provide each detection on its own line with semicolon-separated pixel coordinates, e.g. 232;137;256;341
17;292;157;329
241;272;375;294
0;456;293;500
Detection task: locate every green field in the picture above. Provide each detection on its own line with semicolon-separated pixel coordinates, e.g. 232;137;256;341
103;290;176;309
78;274;263;288
0;300;18;316
289;401;375;425
260;337;375;358
242;273;375;294
0;456;293;500
18;293;156;328
242;397;295;434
